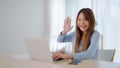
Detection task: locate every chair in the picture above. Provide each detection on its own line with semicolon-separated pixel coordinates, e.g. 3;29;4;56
97;49;116;62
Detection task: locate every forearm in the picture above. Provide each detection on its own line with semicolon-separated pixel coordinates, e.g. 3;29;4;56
72;52;90;60
57;31;74;42
57;33;65;42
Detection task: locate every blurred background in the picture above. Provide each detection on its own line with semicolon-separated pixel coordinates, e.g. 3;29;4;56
0;0;120;63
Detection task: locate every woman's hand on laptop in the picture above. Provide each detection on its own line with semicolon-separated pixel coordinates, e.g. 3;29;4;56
52;52;66;60
52;52;73;60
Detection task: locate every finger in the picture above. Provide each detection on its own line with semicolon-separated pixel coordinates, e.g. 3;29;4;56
68;18;71;26
67;17;70;25
65;18;69;27
69;18;71;23
52;52;60;59
52;53;57;58
55;55;61;60
52;54;58;59
66;17;69;23
67;16;69;19
54;55;60;60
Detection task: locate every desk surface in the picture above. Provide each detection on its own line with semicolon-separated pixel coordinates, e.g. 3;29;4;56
0;56;120;68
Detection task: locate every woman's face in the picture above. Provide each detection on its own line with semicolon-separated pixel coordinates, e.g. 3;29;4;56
77;13;89;32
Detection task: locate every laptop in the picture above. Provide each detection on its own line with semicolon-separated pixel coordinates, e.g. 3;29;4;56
24;36;68;63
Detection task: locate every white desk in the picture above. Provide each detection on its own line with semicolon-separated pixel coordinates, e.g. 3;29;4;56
0;55;120;68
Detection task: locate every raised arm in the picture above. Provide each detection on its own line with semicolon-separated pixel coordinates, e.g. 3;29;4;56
57;17;74;43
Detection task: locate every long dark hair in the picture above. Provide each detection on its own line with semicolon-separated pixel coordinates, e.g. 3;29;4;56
75;8;95;52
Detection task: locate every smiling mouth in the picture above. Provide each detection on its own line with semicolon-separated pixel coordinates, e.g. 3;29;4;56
80;25;87;29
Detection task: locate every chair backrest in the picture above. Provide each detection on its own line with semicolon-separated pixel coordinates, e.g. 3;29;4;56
97;49;115;62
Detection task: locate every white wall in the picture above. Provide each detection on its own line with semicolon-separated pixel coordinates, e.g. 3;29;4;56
48;0;66;52
94;0;120;63
0;0;46;55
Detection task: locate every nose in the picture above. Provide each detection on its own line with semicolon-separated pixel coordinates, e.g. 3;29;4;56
79;21;84;25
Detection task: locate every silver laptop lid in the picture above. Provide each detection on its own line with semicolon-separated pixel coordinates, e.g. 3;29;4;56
25;36;53;62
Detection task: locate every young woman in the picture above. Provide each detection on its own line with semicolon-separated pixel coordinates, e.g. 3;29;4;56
52;8;100;61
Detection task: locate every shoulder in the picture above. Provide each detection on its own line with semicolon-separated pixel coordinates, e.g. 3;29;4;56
93;30;100;36
91;30;100;40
